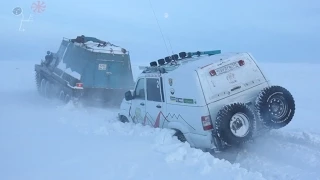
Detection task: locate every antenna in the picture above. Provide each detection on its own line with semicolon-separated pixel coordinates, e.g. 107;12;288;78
148;0;170;55
167;36;174;54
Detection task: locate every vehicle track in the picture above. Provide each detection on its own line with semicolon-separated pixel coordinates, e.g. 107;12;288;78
233;129;320;180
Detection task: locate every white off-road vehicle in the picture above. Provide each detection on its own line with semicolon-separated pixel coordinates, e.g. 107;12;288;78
118;50;295;152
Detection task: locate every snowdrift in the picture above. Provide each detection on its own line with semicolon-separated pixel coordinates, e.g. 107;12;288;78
0;60;319;180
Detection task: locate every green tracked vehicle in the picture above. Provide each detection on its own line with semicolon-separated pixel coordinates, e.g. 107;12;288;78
34;35;135;107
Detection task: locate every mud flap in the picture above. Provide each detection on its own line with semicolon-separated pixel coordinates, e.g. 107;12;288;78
212;133;224;153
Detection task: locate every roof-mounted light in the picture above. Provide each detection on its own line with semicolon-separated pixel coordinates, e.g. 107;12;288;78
179;52;187;59
171;54;179;61
150;61;157;67
158;59;165;66
164;56;172;63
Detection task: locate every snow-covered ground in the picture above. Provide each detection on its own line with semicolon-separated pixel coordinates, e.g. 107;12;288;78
0;60;319;180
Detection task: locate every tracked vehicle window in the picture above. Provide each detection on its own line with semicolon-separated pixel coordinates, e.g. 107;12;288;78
134;78;145;100
146;78;161;102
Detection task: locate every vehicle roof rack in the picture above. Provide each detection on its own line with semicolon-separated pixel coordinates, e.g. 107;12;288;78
140;50;222;74
186;50;221;58
139;66;167;73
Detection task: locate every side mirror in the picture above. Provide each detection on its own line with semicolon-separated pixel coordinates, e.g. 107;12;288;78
124;90;133;101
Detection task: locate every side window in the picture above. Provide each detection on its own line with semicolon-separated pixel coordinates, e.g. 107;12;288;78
146;78;162;102
134;78;145;100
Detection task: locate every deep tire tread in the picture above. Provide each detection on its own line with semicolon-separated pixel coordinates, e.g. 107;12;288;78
255;85;295;129
119;115;129;123
215;103;256;146
174;130;187;143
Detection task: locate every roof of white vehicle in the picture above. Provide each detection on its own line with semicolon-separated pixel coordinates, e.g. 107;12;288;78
140;52;248;75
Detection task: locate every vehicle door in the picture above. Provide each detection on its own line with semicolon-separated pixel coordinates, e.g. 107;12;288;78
104;60;126;89
130;77;146;124
145;77;165;128
94;60;109;88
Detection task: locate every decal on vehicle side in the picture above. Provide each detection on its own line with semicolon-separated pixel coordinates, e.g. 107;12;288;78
128;106;140;123
226;73;237;83
183;99;195;104
168;78;173;86
170;88;175;95
98;64;107;70
134;107;143;122
128;109;195;130
170;96;196;104
144;111;196;130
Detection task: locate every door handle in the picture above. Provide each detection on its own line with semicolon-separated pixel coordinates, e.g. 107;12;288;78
156;105;161;108
231;86;241;91
140;102;145;106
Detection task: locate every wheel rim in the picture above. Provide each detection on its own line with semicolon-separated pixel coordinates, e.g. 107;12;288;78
268;96;288;120
229;113;250;137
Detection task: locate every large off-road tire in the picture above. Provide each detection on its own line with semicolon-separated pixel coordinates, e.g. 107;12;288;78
58;90;73;104
215;103;255;146
119;115;129;123
255;85;295;129
173;130;187;143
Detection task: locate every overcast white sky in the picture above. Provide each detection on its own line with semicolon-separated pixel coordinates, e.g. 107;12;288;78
0;0;319;63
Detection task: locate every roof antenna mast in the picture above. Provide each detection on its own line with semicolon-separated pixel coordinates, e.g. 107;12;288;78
167;36;174;54
148;0;171;56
